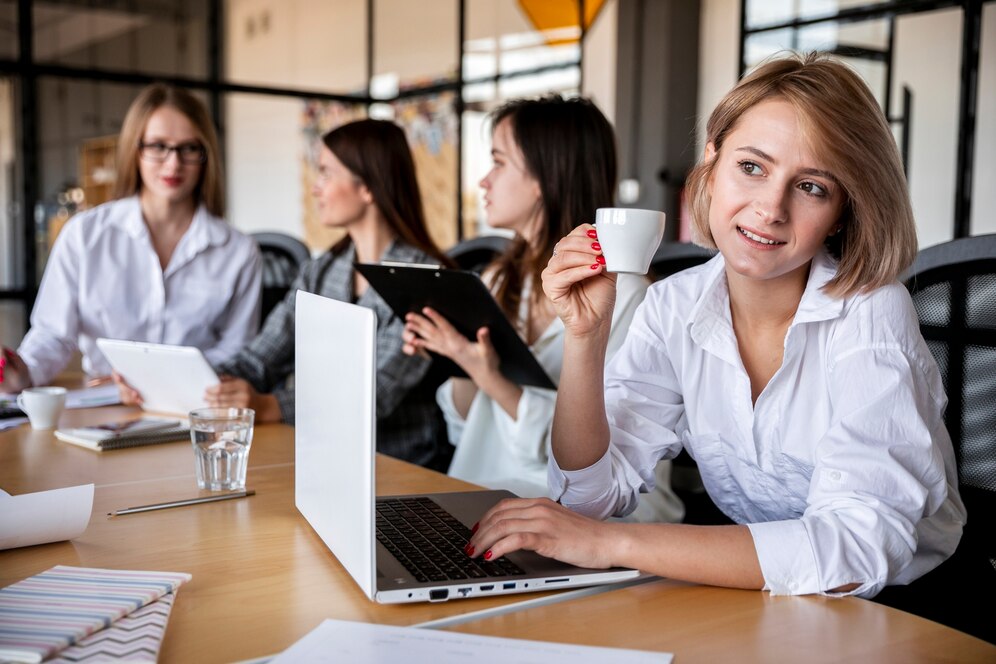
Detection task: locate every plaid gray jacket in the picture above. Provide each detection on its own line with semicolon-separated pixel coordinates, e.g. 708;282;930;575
218;240;448;468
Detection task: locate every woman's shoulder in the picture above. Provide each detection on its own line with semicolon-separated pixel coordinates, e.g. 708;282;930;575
832;281;924;352
57;197;140;247
645;255;724;310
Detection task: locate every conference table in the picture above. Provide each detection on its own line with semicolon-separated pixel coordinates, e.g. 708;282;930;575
2;404;994;663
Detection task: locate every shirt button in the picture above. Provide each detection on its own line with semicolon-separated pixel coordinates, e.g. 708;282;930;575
830;471;841;481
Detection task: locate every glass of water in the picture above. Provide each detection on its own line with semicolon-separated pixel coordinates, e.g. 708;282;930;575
189;407;255;491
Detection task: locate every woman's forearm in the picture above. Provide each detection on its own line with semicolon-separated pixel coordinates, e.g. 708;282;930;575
551;328;612;470
610;522;764;590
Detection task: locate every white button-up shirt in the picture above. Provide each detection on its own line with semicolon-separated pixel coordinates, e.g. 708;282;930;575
19;196;262;385
550;249;965;598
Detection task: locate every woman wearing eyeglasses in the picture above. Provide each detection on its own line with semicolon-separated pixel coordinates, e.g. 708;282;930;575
0;84;261;392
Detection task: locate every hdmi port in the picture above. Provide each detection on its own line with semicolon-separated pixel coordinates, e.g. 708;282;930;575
479;584;494;591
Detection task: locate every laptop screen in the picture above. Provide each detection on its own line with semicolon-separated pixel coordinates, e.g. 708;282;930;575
294;290;377;599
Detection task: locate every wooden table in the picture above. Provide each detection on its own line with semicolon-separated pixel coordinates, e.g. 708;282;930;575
446;577;996;663
3;406;994;663
0;407;563;663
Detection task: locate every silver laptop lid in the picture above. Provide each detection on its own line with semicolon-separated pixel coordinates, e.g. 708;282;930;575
294;290;376;599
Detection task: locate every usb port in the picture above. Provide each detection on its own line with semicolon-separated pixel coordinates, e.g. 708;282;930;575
502;582;516;590
479;585;494;591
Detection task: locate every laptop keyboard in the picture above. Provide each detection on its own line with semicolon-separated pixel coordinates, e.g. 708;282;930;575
376;497;525;583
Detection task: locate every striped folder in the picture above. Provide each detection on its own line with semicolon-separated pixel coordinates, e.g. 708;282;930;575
0;566;191;663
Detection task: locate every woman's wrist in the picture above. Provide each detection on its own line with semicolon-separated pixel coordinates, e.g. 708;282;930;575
253;392;283;423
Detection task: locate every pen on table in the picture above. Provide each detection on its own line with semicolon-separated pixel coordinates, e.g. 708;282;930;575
107;489;255;517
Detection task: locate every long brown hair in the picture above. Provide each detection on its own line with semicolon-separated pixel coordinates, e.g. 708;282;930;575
685;52;917;296
487;95;618;321
323;119;450;266
113;83;224;217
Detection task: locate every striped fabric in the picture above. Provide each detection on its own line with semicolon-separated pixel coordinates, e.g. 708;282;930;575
0;566;191;664
49;593;176;663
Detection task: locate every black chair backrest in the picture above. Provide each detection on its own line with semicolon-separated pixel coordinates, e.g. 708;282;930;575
902;233;996;573
649;242;717;281
446;234;512;274
252;232;311;322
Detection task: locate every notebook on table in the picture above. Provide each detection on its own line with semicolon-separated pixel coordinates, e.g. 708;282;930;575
54;416;189;451
293;290;639;604
0;565;190;664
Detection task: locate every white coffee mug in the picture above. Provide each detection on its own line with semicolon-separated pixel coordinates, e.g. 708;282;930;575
594;207;667;274
16;386;67;430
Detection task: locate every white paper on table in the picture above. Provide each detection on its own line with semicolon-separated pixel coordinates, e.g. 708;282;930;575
0;484;94;550
65;384;122;409
270;619;673;664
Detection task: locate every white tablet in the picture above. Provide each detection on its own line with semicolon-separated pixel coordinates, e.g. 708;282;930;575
95;339;219;416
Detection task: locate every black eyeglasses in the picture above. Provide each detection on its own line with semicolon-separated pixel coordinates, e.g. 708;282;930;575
139;141;207;165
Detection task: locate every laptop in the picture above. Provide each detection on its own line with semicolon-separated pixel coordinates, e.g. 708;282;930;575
293;290;640;604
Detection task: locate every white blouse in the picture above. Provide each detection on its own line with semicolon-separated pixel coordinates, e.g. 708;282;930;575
550;250;965;598
440;273;684;525
18;196;262;385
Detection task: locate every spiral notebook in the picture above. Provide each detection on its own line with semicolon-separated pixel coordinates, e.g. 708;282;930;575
54;417;189;451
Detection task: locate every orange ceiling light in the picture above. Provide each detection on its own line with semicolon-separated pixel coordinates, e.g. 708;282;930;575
516;0;606;45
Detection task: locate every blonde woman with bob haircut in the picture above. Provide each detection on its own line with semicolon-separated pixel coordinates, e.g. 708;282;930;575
0;84;261;392
463;52;966;603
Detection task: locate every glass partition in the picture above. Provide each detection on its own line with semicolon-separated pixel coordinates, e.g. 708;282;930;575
32;0;208;78
465;0;580;82
373;0;458;97
225;0;368;93
745;0;891;29
0;1;16;59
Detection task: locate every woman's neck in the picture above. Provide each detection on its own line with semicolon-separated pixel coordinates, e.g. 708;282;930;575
725;263;809;332
139;190;196;236
348;211;396;264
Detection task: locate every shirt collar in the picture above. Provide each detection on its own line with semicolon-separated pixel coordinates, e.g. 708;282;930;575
689;248;846;349
114;195;228;247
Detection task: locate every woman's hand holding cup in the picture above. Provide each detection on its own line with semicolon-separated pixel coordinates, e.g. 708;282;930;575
541;223;617;340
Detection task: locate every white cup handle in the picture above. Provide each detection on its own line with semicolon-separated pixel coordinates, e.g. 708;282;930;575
16;393;26;411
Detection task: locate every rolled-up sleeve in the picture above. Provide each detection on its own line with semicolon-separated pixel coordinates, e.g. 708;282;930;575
549;289;685;519
19;222;84;386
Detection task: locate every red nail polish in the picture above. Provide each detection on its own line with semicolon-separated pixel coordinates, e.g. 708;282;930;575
591;242;601;251
596;255;606;265
484;550;493;560
471;522;479;534
586;229;598;239
467;546;475;557
590;263;599;270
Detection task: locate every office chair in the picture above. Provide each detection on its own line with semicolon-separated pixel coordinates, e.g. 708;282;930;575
649;241;717;282
892;233;996;642
446;234;512;274
648;242;727;526
252;232;311;322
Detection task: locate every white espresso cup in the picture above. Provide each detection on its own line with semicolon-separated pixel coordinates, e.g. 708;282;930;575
16;386;67;430
594;207;667;274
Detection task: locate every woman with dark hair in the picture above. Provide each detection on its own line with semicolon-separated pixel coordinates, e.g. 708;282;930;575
200;118;453;470
0;83;261;392
402;96;683;521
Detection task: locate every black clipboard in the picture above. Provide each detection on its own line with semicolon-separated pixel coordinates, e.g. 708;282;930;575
356;262;556;390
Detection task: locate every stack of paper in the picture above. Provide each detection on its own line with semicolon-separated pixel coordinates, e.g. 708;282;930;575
0;566;191;663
